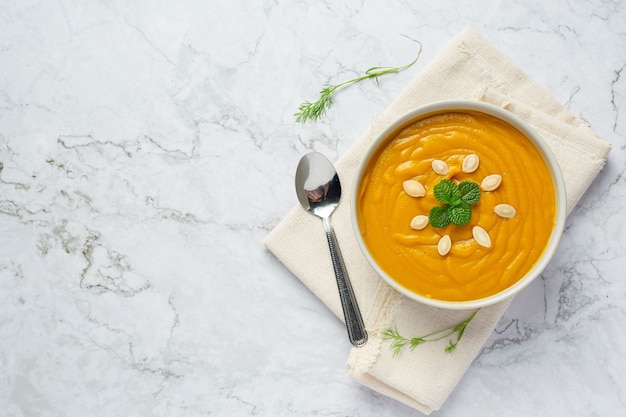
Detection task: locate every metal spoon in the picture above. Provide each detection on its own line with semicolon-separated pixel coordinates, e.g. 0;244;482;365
295;152;368;347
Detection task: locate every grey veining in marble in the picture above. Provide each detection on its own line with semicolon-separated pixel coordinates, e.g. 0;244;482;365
1;0;625;416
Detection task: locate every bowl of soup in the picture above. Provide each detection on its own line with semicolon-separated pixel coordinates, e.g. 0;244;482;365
351;100;566;309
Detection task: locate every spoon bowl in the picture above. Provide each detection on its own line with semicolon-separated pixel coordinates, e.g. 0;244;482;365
295;152;368;347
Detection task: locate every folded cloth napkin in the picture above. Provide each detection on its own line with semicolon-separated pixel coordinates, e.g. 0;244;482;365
264;27;611;414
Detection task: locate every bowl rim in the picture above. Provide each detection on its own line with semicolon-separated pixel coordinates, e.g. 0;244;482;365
351;99;567;309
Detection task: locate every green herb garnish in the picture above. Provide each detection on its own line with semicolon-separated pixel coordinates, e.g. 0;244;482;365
381;309;479;355
429;179;480;228
295;38;422;123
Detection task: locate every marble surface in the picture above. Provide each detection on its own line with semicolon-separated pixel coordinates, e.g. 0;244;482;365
1;1;624;416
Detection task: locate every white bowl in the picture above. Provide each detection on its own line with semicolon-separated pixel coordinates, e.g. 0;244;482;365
351;100;566;309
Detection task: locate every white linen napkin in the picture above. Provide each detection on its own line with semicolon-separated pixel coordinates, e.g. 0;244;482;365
264;27;611;414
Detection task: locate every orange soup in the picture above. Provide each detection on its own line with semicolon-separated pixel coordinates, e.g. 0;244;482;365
356;111;556;301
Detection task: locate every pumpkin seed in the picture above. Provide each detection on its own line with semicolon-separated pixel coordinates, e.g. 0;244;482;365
472;226;492;248
432;159;449;175
481;174;502;191
494;204;516;218
410;215;429;230
437;235;451;256
462;154;479;173
402;180;426;197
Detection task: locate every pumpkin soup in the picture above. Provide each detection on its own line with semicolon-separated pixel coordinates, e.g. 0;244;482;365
356;111;556;301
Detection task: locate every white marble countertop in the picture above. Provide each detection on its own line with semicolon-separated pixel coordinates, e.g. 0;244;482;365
1;1;625;416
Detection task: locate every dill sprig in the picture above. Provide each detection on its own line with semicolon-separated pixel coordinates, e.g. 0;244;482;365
294;37;422;123
381;309;479;355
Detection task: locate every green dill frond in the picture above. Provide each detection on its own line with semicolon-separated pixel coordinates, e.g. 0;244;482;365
294;85;336;122
445;341;458;354
382;309;480;355
294;37;422;123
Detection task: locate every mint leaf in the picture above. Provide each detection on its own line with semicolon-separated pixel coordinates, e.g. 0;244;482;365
427;180;481;230
448;202;471;226
429;206;450;228
458;181;480;205
433;179;459;205
449;194;462;207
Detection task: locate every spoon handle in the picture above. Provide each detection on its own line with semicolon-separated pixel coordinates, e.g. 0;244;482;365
322;216;368;347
